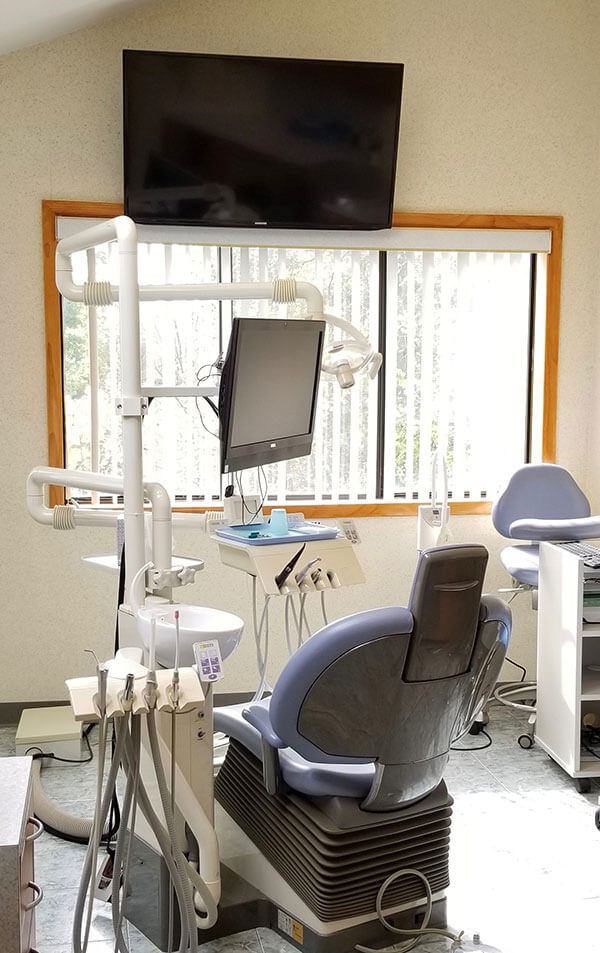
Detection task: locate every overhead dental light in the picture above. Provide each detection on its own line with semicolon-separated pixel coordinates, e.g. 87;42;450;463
318;313;383;389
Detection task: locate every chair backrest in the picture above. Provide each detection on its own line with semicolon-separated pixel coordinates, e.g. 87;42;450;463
492;464;590;539
269;544;511;810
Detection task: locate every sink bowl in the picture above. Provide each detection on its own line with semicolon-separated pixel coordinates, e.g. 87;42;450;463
135;603;244;669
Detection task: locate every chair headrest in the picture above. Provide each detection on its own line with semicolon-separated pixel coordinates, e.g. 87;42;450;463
405;543;488;680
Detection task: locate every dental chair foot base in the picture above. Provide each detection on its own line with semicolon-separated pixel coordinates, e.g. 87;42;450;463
123;840;447;953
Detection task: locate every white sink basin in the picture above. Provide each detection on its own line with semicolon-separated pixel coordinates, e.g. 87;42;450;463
135;603;244;669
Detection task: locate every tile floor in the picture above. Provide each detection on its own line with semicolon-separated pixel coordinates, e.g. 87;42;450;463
2;701;600;953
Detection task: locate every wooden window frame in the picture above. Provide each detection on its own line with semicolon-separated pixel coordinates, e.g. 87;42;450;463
42;200;562;516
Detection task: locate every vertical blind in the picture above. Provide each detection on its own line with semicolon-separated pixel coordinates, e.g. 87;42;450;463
61;229;535;505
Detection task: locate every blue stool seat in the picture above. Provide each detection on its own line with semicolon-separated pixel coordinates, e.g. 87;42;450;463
500;544;540;587
215;702;375;799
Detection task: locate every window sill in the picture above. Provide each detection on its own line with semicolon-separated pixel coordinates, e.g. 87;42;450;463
175;501;493;517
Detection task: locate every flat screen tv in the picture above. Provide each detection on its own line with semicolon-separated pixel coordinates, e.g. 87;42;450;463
123;50;404;230
219;318;325;474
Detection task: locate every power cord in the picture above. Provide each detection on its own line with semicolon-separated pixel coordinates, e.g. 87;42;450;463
504;656;527;681
451;727;493;752
26;725;94;765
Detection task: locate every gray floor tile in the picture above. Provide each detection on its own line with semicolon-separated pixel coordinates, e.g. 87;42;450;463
127;924;263;953
2;704;599;953
256;926;297;953
197;928;263;953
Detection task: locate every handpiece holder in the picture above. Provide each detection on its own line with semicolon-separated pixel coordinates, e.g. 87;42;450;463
66;666;205;720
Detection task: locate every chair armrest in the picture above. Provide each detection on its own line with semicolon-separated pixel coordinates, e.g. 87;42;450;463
508;515;600;541
243;704;285;794
243;705;286;748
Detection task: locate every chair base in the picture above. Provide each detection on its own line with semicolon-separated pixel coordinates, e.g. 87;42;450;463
215;739;452;922
123;740;452;951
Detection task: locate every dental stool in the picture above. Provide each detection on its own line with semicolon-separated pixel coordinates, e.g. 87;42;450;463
214;544;510;952
492;463;600;745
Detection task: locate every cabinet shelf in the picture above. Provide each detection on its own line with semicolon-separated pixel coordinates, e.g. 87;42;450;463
579;749;600;766
582;623;600;637
581;670;600;698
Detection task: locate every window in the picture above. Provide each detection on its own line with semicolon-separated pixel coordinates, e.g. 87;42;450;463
43;203;562;515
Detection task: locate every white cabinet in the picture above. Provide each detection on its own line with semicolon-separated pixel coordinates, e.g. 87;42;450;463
0;757;42;953
537;542;600;782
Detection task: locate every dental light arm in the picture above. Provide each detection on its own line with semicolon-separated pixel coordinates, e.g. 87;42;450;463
56;221;380;390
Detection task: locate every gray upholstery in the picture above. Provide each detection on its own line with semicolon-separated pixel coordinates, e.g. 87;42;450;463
215;544;511;812
492;463;600;587
214;703;376;798
491;464;591;539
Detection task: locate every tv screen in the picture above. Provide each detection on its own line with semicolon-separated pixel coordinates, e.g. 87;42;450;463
219;318;325;473
123;50;404;230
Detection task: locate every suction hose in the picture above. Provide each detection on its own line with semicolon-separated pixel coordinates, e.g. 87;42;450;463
31;757;110;843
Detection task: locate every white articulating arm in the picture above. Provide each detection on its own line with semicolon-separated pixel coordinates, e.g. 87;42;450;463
27;467;173;598
50;216;381;602
56;220;324;315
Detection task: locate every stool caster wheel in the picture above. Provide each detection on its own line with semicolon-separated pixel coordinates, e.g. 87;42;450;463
595;807;600;830
518;734;533;749
576;778;592;794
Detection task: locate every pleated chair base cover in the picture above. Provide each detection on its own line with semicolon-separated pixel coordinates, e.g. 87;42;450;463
215;739;453;923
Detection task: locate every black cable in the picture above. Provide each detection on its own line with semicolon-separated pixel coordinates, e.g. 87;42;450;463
202;396;219;416
115;539;126;656
581;726;600;760
26;731;94;765
451;727;493;751
194;359;221;438
504;656;527;682
581;739;600;761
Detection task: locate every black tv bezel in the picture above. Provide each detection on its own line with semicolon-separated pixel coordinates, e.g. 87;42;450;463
219;317;326;474
122;49;404;231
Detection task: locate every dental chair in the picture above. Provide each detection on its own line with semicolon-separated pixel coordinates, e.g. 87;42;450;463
213;544;511;952
491;463;600;745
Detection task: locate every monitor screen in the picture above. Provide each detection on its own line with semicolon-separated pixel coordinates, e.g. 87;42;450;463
123;50;404;230
219;318;325;473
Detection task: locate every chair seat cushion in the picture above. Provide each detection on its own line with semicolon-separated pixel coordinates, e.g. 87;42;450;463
500;544;539;587
214;702;375;798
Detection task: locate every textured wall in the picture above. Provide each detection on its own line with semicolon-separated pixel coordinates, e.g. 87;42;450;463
1;0;599;702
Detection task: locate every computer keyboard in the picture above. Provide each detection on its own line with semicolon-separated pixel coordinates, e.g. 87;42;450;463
556;540;600;568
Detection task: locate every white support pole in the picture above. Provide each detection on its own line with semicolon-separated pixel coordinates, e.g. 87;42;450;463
115;219;147;607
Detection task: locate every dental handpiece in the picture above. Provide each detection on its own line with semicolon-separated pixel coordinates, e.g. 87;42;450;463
275;543;306;590
295;556;321;586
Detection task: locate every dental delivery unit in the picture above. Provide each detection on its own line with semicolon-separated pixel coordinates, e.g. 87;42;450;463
26;216;510;953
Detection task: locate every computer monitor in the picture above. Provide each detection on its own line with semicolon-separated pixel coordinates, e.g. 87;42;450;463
219;318;325;474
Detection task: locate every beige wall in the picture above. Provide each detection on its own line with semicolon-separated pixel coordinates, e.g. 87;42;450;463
1;0;599;703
